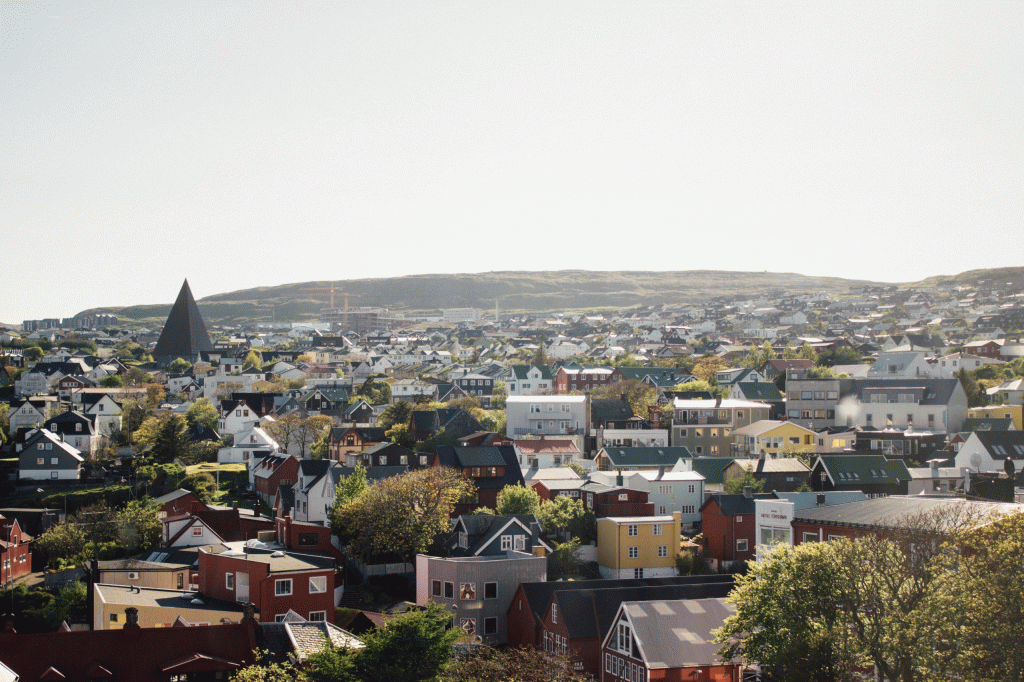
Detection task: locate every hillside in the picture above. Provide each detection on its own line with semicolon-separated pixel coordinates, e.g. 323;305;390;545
74;267;1024;327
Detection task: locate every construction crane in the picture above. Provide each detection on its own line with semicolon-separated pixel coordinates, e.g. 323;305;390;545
303;282;359;312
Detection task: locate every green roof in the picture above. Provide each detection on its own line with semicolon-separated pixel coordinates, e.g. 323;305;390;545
734;382;783;401
688;457;738;485
816;455;912;484
960;417;1014;432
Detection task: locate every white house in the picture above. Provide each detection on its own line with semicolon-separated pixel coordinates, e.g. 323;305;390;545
218;425;279;465
506;395;588;440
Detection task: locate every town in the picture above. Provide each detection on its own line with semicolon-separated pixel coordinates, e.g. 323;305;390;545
1;271;1024;681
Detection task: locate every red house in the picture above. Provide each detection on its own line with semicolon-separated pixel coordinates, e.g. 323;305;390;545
699;492;775;571
254;454;299;505
198;546;336;623
581;483;654;518
0;516;31;583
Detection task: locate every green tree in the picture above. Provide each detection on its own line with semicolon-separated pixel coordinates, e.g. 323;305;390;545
958;368;988;407
531;344;548;367
23;346;44;362
352;602;461;682
800;344;818;361
715;541;860;682
303;641;359;682
537;494;594;543
378;400;414;430
490;381;507;409
590;379;657;418
230;649;302;682
293;415;334;457
806;365;837;379
816;347;864;367
150;414;191;463
385;423;414;448
333;464;369;507
723;466;765;495
185;397;219;431
116;499;161;553
495;484;541;516
243;350;263;370
356;378;392;405
169;357;193;374
182;471;217;503
547;538;585;580
332;467;474;564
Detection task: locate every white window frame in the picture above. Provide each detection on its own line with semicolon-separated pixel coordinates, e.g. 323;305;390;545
275;578;292;596
309;576;327;593
226;573;234;589
308;610;327;622
628;546;639;558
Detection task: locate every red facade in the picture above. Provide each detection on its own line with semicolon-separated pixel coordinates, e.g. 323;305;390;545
254;456;299;503
700;499;757;566
0;518;31;583
198;549;335;624
544;595;601;679
587;488;654;518
506;586;541;649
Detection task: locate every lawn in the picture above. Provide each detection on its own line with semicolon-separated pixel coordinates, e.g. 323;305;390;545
185;462;256;510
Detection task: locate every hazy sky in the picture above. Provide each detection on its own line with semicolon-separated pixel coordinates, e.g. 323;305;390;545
3;0;1022;324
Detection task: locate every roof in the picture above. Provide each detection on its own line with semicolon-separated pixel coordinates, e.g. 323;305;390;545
968;431;1024;458
730;457;811;474
153;280;214;359
792;496;1023;530
600;447;693;467
622;598;737;668
435;445;525;491
94;583;248;615
700;493;776;515
515;439;581;454
849;378;962;406
814;454;913;485
732;420;814;437
688;458;737;485
960;417;1014;432
591;398;635;423
733;382;783;401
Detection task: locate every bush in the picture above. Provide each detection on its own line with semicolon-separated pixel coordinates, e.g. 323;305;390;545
676;547;711;576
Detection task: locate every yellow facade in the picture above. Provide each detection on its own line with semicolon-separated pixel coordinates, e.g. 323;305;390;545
94;584;244;630
967;405;1022;431
597;512;681;572
733;422;816;456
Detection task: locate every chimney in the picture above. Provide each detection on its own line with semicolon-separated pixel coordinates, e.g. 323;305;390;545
742;486;752;498
715;395;722;408
816;493;826;507
242;602;257;622
124;607;140;629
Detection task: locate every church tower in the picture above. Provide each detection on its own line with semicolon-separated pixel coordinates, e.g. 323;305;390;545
153;279;214;367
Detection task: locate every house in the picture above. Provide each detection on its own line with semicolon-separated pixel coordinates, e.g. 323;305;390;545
444;514;552;558
94;558;191;591
715;367;764;386
590;469;705;528
326;426;388;464
289;458;334;523
600;598;742;682
849;379;968;434
93;582;249;629
219;425;279;465
721;456;810;493
357;441;420;469
252;454;299;506
504;364;554;395
506;395;589;445
161;506;275;547
41;410;99;457
198;544;336;623
433;446;526;516
274;514;347;565
810;455;912;496
760;358;814;381
906;460;965;495
451;371;496;406
82;393;124;437
409;408;486;443
0;515;31;583
555;366;614;394
596;512;682;579
17;429;84;481
953;431;1024;480
510;575;736;680
6;397;57;435
986;378;1024;405
728;382;785;417
154;488;208;520
514;438;582;470
219;400;264;435
594;446;693;472
966;404;1023;431
671;398;771;457
867;351;936;379
729;420;816;457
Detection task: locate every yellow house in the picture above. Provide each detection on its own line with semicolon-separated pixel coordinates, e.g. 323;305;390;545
731;420;816;457
94;583;248;630
967;405;1022;431
596;512;681;579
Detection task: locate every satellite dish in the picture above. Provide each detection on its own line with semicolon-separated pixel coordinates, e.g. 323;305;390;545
969;453;982;471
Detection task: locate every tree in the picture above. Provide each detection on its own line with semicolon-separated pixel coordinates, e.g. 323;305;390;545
116;499;161;553
150;414;191;463
356;378;392;405
815;347;864;367
331;467;475;564
182;471;217;503
958;368;988;407
495;484;540;516
243;350;263;370
230;650;303;682
168;357;193;374
263;413;303;453
537;494;595;543
490;381;507;409
100;374;128;388
293;415;334;457
23;346;43;362
378;400;414;431
351;602;461;682
303;642;359;682
723;466;765;495
385;423;414;448
547;538;585;581
715;541;860;682
440;644;586;682
590;379;657;418
333;464;369;507
185;397;218;431
691;356;728;382
531;343;547;367
929;512;1024;681
806;365;837;379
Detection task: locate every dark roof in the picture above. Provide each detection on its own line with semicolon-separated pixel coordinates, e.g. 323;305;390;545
960;417;1014;432
688;457;738;485
848;378;962;406
435;445;525;490
447;514;550;555
516;575;736;632
814;455;912;485
699;492;776;515
969;431;1024;458
791;496;1022;530
554;579;736;640
153;280;214;360
601;447;694;468
591;398;635;424
734;382;784;401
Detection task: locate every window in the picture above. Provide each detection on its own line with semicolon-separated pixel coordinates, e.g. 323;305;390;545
460;583;476;599
226;573;234;589
652;524;662;536
681;505;695;514
551;604;558;623
110;613;118;623
309;576;327;593
688;483;696;493
432;580;441;597
618;493;629;501
308;611;326;622
192;527;203;537
484;582;497;599
627;524;638;536
633;568;644;578
658;545;668;558
50;471;58;479
628;546;639;558
484;617;497;635
275;579;292;596
444;582;454;598
50;457;58;465
458;532;468;549
736;538;748;552
36;458;44;466
275;614;288;622
606;653;615;673
177;573;184;590
514;535;526;551
299;533;318;547
803;533;818;542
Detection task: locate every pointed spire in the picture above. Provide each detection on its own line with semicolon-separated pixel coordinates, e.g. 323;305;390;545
153;279;213;364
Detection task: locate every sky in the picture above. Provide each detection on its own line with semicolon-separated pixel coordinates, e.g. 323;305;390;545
2;0;1022;324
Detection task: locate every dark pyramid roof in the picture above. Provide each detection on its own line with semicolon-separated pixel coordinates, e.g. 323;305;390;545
154;280;214;359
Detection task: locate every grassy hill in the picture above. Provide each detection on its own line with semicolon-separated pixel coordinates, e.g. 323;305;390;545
75;267;1024;327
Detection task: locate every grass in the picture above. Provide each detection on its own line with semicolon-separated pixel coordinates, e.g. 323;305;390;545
185;462;257;510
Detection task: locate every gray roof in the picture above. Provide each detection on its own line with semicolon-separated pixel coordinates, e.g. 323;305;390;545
792;496;1023;530
601;447;693;467
623;598;737;668
153;280;213;359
